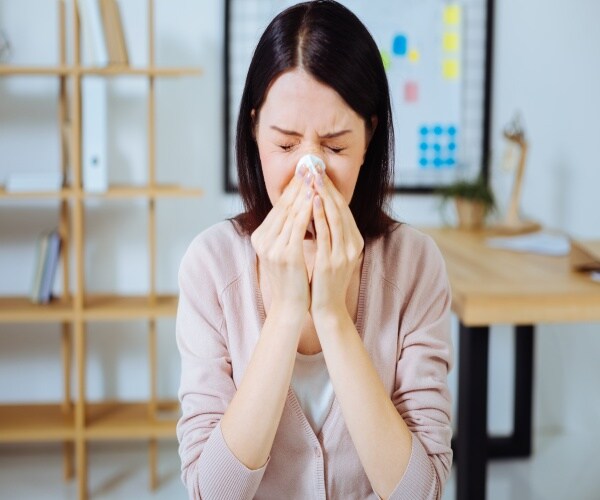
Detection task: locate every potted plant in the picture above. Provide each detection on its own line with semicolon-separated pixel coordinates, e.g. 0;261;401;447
436;175;496;229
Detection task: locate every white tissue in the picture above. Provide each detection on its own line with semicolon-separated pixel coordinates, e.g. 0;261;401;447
296;154;326;175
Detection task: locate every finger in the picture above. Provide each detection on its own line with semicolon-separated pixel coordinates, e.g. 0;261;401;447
314;168;360;249
263;166;310;241
288;186;315;247
312;194;331;257
315;167;346;207
278;174;314;245
314;171;344;252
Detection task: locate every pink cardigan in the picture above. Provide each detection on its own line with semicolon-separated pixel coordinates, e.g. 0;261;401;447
176;220;453;499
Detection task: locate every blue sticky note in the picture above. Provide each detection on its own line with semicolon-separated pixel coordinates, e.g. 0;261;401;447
393;35;408;56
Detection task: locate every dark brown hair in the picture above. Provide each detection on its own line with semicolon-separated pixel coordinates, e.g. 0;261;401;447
229;0;399;239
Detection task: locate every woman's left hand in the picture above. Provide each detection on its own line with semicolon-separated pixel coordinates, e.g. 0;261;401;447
310;166;364;321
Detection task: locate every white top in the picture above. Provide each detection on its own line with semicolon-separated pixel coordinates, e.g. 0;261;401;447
290;350;335;435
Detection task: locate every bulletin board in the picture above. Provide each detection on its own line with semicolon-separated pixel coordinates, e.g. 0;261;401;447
224;0;495;193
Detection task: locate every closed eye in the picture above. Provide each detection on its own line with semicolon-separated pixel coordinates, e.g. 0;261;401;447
328;146;345;153
279;144;296;151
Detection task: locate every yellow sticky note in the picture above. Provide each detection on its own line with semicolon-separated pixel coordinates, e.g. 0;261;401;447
443;59;460;79
443;33;459;52
444;5;461;25
408;48;420;63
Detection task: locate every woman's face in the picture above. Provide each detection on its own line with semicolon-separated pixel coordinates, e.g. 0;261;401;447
253;68;375;207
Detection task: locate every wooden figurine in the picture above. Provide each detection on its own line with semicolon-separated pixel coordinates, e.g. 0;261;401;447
494;112;540;234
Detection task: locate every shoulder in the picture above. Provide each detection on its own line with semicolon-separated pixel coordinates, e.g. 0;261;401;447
370;222;448;291
178;220;247;289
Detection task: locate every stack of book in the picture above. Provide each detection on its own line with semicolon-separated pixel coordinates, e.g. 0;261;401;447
81;0;129;66
31;229;62;304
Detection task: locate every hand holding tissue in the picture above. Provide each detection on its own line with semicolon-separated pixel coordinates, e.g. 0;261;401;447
296;154;325;240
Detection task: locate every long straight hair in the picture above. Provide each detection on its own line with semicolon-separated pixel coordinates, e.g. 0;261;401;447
229;0;399;239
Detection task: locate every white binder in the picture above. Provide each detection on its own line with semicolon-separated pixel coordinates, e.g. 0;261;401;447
80;0;109;66
82;76;108;193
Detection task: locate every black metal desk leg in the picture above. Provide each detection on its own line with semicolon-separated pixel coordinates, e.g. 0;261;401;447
456;323;489;500
513;325;534;456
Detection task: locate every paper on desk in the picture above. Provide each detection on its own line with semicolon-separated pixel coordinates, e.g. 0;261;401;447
486;231;571;256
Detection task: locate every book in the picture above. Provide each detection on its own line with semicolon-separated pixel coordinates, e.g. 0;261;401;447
109;0;129;64
39;229;62;304
80;0;110;66
31;230;51;304
99;0;129;65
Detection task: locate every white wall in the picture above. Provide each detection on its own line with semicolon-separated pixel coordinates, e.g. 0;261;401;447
0;0;598;438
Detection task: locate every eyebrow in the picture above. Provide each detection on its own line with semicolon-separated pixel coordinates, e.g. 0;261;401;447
270;126;352;139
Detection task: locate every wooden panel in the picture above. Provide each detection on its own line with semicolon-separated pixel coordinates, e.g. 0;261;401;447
84;184;204;199
0;297;74;323
78;66;202;77
420;227;600;326
0;66;71;75
83;294;178;320
0;187;74;199
0;295;180;322
0;66;202;77
0;404;75;442
85;401;179;440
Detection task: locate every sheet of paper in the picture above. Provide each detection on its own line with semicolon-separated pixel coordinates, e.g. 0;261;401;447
486;231;571;256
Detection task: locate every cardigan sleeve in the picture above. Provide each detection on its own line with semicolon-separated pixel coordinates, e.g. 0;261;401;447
175;238;270;499
386;234;454;500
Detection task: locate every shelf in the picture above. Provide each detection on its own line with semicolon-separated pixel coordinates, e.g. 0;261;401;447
0;65;71;76
0;295;178;323
0;187;74;200
0;296;74;323
0;65;202;78
83;294;178;320
85;401;179;440
0;404;75;442
0;185;203;200
79;66;203;77
85;184;204;199
0;401;179;443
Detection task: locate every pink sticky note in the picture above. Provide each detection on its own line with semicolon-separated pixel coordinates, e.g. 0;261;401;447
404;81;419;103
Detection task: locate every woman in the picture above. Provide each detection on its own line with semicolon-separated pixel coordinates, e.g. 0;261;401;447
176;1;453;499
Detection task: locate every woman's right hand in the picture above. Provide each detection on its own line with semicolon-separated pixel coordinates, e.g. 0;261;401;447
251;165;315;315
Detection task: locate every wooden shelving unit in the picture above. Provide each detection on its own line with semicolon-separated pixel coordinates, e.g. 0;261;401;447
0;1;202;498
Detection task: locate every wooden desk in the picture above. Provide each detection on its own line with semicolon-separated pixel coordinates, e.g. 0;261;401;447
420;227;600;500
